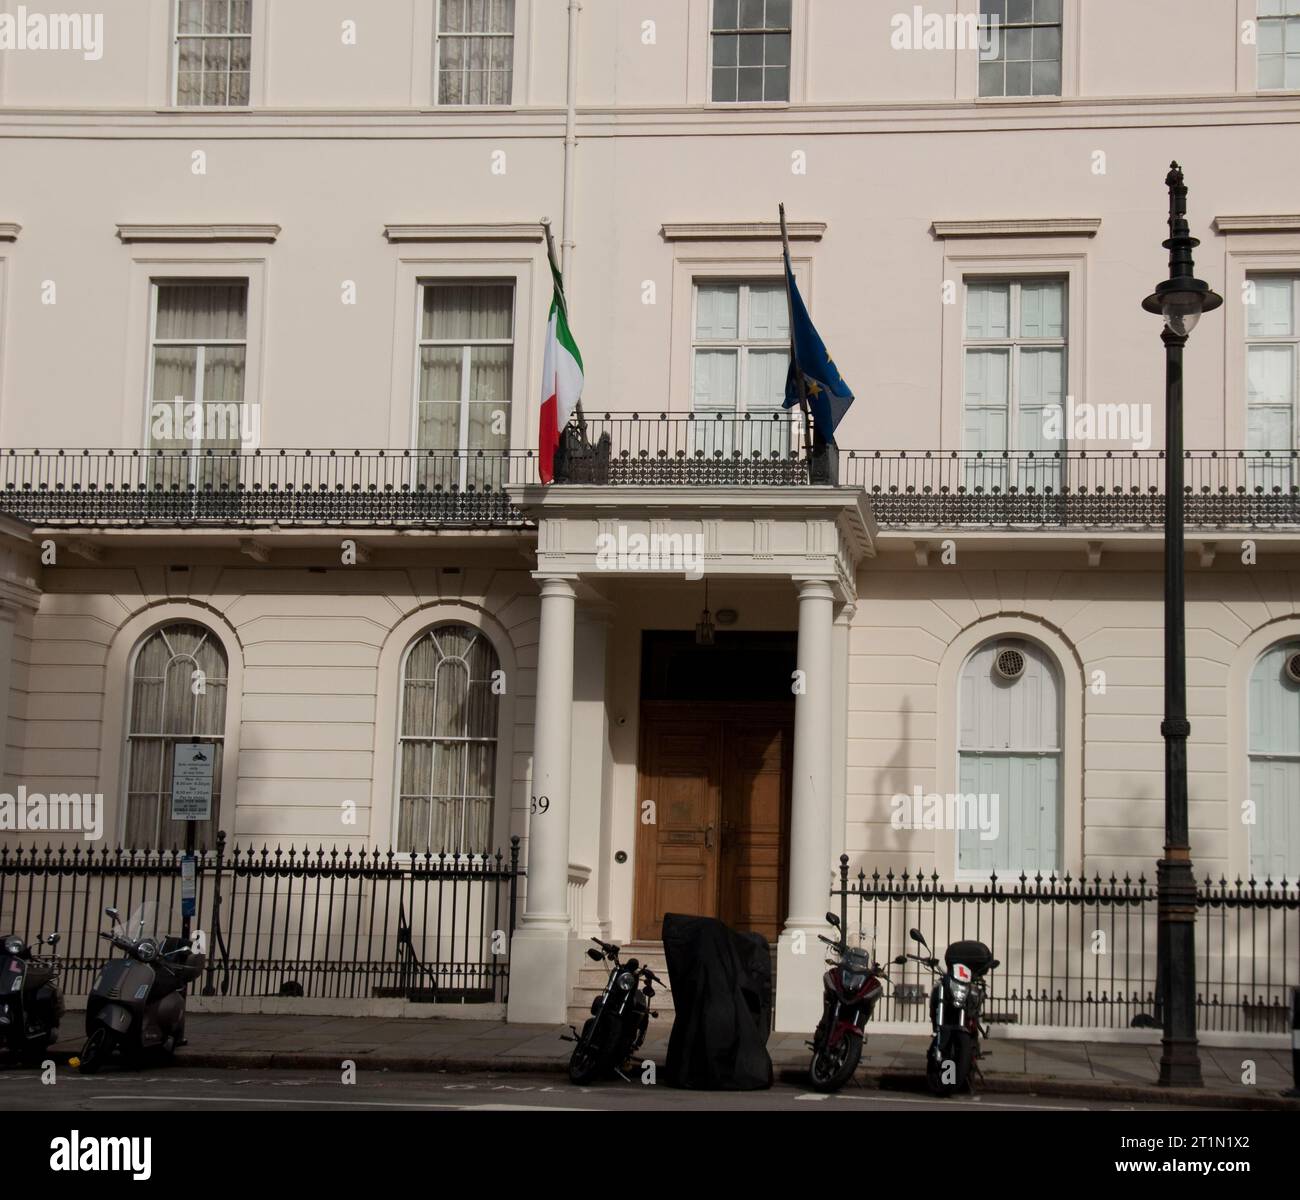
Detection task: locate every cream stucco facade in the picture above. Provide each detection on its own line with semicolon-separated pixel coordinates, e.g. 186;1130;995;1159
1;0;1298;1033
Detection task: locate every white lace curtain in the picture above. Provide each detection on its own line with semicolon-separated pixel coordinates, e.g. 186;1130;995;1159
125;623;228;849
398;625;500;854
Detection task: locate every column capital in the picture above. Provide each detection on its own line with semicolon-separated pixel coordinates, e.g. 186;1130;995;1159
835;601;858;626
794;578;836;602
534;574;578;599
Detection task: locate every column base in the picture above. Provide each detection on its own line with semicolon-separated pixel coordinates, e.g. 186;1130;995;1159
506;925;575;1025
774;926;831;1034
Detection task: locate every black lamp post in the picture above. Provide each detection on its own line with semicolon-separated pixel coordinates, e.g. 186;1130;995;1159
1141;162;1221;1088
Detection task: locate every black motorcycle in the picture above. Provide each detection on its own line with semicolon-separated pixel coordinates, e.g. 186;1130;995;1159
808;911;888;1092
78;902;205;1074
0;932;63;1063
895;927;998;1096
563;937;664;1085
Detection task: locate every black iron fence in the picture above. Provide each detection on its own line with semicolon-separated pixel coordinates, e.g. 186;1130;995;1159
4;434;1300;531
0;834;522;1004
832;859;1300;1033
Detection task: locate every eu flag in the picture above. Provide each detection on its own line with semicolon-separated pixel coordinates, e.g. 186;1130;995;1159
782;248;854;445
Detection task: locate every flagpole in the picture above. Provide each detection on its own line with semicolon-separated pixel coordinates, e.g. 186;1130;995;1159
542;217;587;436
779;203;816;483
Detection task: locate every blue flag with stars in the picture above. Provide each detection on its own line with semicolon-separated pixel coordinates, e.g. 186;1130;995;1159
782;248;854;445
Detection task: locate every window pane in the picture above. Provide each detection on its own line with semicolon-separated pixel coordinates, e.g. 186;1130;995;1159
767;32;791;67
1031;59;1061;95
1259;54;1285;88
767;0;792;26
739;32;764;65
422;283;512;340
964;348;1011;410
1248;345;1296;408
713;33;738;66
156;283;248;340
713;0;739;30
178;1;204;36
1005;27;1032;59
1005;61;1032;94
1018;280;1066;338
712;66;737;101
1034;0;1062;21
747;349;790;411
966;282;1011;339
737;66;764;100
693;350;739;411
1248;277;1295;336
979;61;1005;95
746;284;789;340
1006;0;1033;22
203;0;229;34
765;65;790;100
695;285;740;339
740;0;764;28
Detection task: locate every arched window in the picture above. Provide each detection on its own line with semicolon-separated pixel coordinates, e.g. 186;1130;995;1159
1248;643;1300;879
125;622;227;848
398;625;499;854
958;638;1062;874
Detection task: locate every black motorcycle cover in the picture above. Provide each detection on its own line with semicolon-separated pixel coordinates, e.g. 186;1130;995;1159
661;914;773;1090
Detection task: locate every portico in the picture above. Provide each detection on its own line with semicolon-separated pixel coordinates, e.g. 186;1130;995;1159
505;484;874;1030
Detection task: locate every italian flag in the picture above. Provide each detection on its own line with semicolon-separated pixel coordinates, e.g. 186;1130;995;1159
538;246;585;484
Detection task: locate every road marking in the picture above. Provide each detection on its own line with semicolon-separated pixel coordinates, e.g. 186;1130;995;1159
90;1094;470;1110
826;1091;1086;1111
794;1093;831;1101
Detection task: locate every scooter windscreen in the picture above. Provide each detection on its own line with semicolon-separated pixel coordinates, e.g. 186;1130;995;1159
113;900;163;945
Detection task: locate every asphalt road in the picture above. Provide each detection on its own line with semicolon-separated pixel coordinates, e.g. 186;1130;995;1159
0;1067;1213;1112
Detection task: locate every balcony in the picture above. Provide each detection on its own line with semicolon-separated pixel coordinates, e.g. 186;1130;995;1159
2;415;1299;532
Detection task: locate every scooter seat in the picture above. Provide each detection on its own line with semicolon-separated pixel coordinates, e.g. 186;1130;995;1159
944;940;994;975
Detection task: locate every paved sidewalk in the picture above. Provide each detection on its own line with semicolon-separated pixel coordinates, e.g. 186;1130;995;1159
49;1013;1300;1109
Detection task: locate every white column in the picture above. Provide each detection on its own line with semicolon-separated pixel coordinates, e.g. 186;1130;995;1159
508;576;578;1024
776;578;836;1032
0;606;15;795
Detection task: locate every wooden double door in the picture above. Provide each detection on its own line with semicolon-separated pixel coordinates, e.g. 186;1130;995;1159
634;702;793;942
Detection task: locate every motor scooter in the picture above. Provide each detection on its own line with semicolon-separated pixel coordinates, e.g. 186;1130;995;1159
0;931;63;1063
78;902;204;1074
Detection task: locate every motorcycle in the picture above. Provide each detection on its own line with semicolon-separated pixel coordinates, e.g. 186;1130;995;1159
894;927;999;1096
562;937;665;1085
807;911;888;1092
78;902;205;1074
0;932;63;1063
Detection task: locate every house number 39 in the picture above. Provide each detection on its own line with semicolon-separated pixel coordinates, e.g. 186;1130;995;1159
530;796;550;815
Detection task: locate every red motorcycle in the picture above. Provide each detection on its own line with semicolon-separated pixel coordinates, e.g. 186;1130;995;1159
807;911;888;1092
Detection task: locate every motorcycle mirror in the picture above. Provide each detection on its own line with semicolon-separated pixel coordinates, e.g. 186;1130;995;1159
105;907;120;922
825;912;840;928
991;959;1001;971
586;948;603;962
47;933;60;946
892;955;907;966
908;928;927;946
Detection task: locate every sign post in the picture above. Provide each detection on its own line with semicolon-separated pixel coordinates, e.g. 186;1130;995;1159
170;743;214;942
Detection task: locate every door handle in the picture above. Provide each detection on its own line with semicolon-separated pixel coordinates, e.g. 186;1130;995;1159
704;823;715;851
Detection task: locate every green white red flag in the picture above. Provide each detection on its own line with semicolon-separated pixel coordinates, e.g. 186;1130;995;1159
538;242;584;484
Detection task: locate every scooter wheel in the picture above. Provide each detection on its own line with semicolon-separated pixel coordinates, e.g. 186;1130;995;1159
77;1028;111;1075
808;1036;862;1092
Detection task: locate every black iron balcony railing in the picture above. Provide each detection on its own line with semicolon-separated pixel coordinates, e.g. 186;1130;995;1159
2;419;1299;531
843;447;1300;530
0;447;536;529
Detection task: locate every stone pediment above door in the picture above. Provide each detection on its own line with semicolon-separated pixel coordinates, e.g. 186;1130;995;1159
505;484;875;603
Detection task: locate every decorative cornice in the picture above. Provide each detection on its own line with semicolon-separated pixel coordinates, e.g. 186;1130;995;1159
1213;214;1300;234
660;221;826;243
931;218;1101;239
0;223;19;241
116;223;281;243
383;223;545;243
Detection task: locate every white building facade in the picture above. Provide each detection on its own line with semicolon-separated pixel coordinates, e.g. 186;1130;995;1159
1;1;1299;1033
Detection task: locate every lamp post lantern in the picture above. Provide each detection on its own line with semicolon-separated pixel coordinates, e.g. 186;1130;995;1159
1142;162;1221;1088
